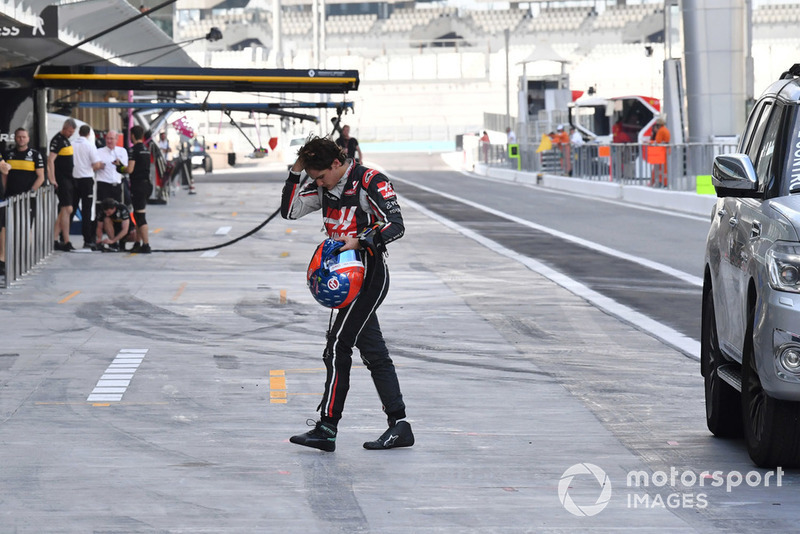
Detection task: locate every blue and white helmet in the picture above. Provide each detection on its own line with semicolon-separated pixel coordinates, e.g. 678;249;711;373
306;239;365;309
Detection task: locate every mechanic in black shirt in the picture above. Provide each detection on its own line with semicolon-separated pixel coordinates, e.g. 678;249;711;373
48;118;76;251
96;197;136;252
2;127;45;224
124;125;153;253
335;125;363;164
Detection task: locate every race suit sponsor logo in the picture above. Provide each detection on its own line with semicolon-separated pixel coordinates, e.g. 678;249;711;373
324;206;357;236
362;169;378;187
376;181;396;200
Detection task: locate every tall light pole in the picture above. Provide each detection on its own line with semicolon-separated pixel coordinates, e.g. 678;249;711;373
505;28;510;129
272;0;282;67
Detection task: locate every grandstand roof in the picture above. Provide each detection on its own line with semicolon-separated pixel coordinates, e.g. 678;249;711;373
0;0;196;68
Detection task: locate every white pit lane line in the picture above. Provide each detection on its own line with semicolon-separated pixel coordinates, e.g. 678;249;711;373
385;172;701;361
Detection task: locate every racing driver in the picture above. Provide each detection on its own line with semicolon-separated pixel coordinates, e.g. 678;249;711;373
280;136;414;452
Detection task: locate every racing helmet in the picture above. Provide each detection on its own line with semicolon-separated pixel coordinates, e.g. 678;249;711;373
307;238;365;309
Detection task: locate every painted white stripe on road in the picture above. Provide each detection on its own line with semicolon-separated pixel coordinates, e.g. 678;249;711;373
92;387;128;394
201;250;219;258
97;380;131;387
101;374;134;380
215;226;232;236
399;195;701;361
87;349;149;402
87;394;123;402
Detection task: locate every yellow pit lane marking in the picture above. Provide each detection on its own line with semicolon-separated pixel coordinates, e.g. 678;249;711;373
269;370;286;404
172;282;188;301
58;290;80;304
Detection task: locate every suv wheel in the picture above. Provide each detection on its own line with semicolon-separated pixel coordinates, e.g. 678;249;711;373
204;155;213;173
702;288;742;437
742;307;800;467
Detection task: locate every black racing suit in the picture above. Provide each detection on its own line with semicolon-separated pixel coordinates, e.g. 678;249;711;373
281;160;406;425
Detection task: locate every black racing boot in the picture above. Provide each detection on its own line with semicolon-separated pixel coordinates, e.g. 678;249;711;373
363;420;414;450
290;420;337;452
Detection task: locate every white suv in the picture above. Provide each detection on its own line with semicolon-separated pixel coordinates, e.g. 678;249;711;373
703;64;800;467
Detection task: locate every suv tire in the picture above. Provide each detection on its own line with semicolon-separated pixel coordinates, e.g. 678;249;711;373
702;287;742;437
742;306;800;467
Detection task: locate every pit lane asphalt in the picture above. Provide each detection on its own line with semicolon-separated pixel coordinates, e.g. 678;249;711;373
1;156;797;532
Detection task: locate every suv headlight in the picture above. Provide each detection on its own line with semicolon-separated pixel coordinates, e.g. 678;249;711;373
767;242;800;293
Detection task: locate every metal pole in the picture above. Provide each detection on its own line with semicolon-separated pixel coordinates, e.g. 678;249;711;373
320;0;326;60
2;199;10;288
505;29;510;129
744;0;754;116
272;0;283;68
312;0;319;68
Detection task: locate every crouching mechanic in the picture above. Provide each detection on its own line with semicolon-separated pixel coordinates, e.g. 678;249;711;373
280;136;413;452
96;197;137;251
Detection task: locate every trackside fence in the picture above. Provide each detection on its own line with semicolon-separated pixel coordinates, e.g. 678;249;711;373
2;186;56;288
472;141;739;192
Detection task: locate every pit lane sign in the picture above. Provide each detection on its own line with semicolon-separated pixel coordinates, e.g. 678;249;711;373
0;6;57;38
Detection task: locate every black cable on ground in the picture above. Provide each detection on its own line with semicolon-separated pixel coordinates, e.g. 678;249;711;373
152;206;281;253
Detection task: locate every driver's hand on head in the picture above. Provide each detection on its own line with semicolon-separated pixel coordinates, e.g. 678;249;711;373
291;157;304;174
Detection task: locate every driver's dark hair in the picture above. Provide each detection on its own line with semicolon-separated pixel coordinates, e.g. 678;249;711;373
297;136;346;171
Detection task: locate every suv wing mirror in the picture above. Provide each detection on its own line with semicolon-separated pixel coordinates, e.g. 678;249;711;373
712;153;761;198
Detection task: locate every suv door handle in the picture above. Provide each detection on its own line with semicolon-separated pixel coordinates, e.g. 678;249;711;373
751;221;762;240
729;217;739;227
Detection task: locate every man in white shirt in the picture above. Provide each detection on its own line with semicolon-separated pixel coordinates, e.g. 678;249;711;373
72;125;103;249
570;126;584;147
157;131;171;161
95;130;128;226
506;127;517;145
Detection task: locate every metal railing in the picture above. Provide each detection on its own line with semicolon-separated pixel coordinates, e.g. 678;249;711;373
2;186;56;288
475;141;739;192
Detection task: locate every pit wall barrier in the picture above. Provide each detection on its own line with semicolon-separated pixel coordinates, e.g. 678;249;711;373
442;151;718;218
2;186;56;288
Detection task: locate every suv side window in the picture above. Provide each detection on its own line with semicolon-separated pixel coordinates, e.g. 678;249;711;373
754;103;785;196
745;100;773;163
739;100;769;153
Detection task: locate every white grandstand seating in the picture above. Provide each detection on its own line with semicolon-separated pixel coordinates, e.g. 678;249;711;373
753;3;800;24
326;14;378;35
174;2;800;44
524;6;591;33
471;9;526;35
174;2;800;143
591;4;659;30
379;7;455;33
282;10;312;36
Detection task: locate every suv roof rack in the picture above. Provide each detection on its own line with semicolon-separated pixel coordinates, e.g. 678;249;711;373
780;64;800;79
